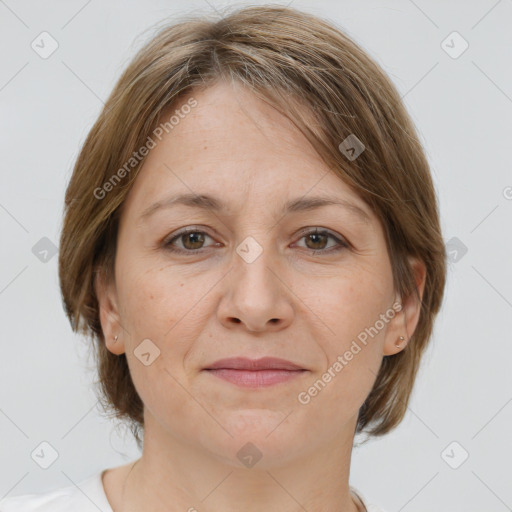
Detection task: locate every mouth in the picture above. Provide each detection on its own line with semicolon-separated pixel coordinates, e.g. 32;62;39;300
203;357;308;388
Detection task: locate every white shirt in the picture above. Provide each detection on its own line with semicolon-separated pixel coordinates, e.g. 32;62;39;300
0;471;386;512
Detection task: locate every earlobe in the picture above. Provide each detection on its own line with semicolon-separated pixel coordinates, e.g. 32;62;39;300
94;268;125;355
394;335;405;349
382;305;408;356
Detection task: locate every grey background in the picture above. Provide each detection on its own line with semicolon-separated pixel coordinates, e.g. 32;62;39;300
1;1;511;511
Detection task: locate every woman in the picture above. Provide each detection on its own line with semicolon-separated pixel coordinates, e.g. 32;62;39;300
0;5;446;511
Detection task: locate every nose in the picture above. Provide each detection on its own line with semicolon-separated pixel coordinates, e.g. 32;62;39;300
217;244;294;333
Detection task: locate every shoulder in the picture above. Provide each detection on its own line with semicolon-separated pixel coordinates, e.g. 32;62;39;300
0;470;112;512
350;485;388;512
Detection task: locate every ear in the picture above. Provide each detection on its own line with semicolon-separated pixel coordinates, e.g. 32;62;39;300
94;267;125;355
383;256;427;356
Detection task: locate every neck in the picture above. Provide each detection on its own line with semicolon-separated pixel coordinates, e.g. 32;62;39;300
119;417;361;512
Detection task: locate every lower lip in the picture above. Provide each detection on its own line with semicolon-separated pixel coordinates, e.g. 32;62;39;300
205;369;306;388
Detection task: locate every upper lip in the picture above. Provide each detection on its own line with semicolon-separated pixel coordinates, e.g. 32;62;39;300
204;357;305;371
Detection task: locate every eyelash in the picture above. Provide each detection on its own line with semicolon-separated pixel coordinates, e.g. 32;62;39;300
162;226;349;255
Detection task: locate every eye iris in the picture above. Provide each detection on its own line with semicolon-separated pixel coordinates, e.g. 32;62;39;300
182;232;205;250
306;232;328;250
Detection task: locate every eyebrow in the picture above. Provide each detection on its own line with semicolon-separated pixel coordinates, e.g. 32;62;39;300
139;193;371;224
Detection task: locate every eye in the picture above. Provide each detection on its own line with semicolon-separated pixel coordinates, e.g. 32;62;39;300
294;228;348;253
163;227;348;255
163;227;218;253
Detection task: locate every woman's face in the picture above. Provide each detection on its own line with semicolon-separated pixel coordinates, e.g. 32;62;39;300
98;81;422;468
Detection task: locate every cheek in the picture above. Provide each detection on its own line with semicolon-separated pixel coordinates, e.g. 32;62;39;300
116;266;205;425
117;263;191;333
116;263;219;375
307;265;392;349
299;267;391;405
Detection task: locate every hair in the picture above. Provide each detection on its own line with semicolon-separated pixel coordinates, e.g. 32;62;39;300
59;4;446;450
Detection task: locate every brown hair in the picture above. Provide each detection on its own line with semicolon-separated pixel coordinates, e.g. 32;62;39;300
59;5;446;450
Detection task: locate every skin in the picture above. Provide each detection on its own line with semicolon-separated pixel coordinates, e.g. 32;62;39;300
96;79;426;512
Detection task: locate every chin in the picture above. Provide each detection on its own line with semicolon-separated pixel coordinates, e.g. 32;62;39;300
200;409;306;469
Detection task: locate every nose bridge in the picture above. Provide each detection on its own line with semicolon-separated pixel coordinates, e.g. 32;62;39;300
233;233;280;300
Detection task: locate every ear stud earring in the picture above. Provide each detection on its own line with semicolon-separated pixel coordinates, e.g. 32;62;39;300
113;335;118;343
395;336;405;348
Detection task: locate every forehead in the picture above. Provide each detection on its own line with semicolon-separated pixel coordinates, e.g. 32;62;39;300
120;81;371;221
158;81;322;170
